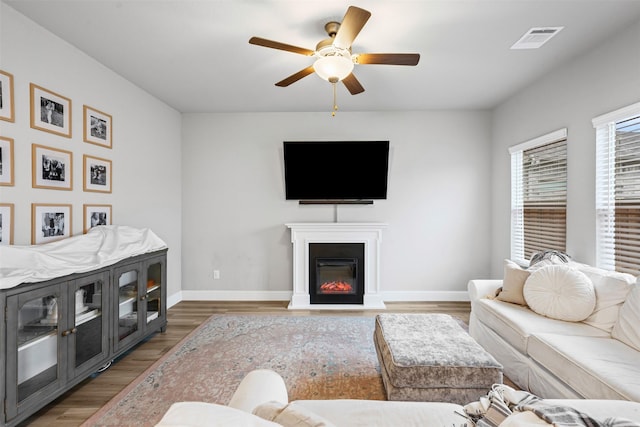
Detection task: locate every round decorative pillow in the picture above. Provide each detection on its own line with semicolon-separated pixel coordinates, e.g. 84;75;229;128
523;265;596;322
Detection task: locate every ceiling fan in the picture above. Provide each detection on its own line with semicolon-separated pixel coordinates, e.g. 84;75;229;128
249;5;420;111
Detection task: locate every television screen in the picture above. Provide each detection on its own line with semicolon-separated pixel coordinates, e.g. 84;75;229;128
283;141;389;200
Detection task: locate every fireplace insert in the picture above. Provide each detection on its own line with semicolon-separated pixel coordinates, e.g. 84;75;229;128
309;243;364;304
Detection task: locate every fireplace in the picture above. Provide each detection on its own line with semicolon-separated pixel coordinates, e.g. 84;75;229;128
286;222;387;309
309;243;364;304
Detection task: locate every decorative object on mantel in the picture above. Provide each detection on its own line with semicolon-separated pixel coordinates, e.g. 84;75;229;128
249;5;420;115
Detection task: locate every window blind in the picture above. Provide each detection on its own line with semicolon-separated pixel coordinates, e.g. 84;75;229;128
510;130;567;264
594;103;640;275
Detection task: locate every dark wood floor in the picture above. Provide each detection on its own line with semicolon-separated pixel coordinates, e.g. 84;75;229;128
19;300;471;426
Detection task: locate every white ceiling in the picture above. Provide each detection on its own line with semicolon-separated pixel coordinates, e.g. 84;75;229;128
6;0;640;113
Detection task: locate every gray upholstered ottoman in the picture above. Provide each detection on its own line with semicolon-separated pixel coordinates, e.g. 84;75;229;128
374;313;502;404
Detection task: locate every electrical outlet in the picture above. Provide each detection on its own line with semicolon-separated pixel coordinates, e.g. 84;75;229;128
213;270;220;280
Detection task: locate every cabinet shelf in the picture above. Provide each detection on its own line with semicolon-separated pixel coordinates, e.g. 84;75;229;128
119;296;136;306
18;328;56;350
75;309;100;325
146;284;160;294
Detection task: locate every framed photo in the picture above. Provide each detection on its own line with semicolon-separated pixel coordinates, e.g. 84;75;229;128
30;83;72;138
32;203;72;245
83;155;112;193
0;136;14;186
0;203;14;245
83;204;112;233
0;70;15;122
32;144;73;190
83;105;112;148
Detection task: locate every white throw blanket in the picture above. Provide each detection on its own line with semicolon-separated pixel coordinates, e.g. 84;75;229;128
0;225;167;289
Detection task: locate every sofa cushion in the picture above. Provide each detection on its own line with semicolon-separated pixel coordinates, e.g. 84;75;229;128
571;263;635;332
155;402;281;427
496;259;530;305
612;284;640;352
523;265;596;322
472;299;608;354
527;333;640;401
292;400;465;426
253;401;337;427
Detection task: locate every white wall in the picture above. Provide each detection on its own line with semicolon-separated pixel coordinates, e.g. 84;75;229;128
0;4;183;298
490;19;640;277
181;111;492;301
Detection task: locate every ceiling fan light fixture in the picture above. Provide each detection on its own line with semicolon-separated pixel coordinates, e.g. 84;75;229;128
313;54;354;82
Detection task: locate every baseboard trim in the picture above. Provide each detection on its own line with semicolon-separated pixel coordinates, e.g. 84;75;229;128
172;290;469;303
180;290;293;301
382;291;469;302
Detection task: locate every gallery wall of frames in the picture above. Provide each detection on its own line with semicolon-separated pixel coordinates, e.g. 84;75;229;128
0;68;113;246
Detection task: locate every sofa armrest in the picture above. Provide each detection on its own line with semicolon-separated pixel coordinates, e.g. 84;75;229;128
468;279;503;302
228;369;289;413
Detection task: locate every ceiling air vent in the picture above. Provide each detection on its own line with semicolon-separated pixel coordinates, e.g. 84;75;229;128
511;27;564;49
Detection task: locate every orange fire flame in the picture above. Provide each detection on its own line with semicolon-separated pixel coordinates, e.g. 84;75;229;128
319;281;353;294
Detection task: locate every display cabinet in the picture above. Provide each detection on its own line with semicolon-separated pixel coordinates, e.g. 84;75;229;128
113;252;166;353
0;249;167;427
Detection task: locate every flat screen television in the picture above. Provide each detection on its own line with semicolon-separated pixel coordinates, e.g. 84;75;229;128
283;140;389;201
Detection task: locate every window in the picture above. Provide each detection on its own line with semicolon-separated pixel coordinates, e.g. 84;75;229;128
593;102;640;275
510;129;567;265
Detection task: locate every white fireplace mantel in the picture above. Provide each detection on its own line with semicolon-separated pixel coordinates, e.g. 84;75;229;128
285;222;387;310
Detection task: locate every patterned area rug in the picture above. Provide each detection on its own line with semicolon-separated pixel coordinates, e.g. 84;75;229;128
82;314;386;426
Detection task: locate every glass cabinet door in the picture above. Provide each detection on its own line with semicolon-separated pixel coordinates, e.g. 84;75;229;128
70;272;109;376
5;286;64;419
116;266;140;348
144;260;163;325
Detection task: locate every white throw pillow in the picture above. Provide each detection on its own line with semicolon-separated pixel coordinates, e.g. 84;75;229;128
496;259;530;306
612;284;640;352
572;263;635;332
523;265;596;322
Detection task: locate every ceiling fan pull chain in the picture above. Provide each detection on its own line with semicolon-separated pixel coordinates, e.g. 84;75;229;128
332;81;338;117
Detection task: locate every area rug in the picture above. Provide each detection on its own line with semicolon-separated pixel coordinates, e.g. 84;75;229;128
82;314;385;426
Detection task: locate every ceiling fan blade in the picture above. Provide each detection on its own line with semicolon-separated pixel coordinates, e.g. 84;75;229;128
342;73;365;95
275;66;316;87
355;53;420;66
249;37;315;56
333;6;371;49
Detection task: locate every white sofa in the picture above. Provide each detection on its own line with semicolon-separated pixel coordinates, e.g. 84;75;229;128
468;260;640;401
154;369;640;426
